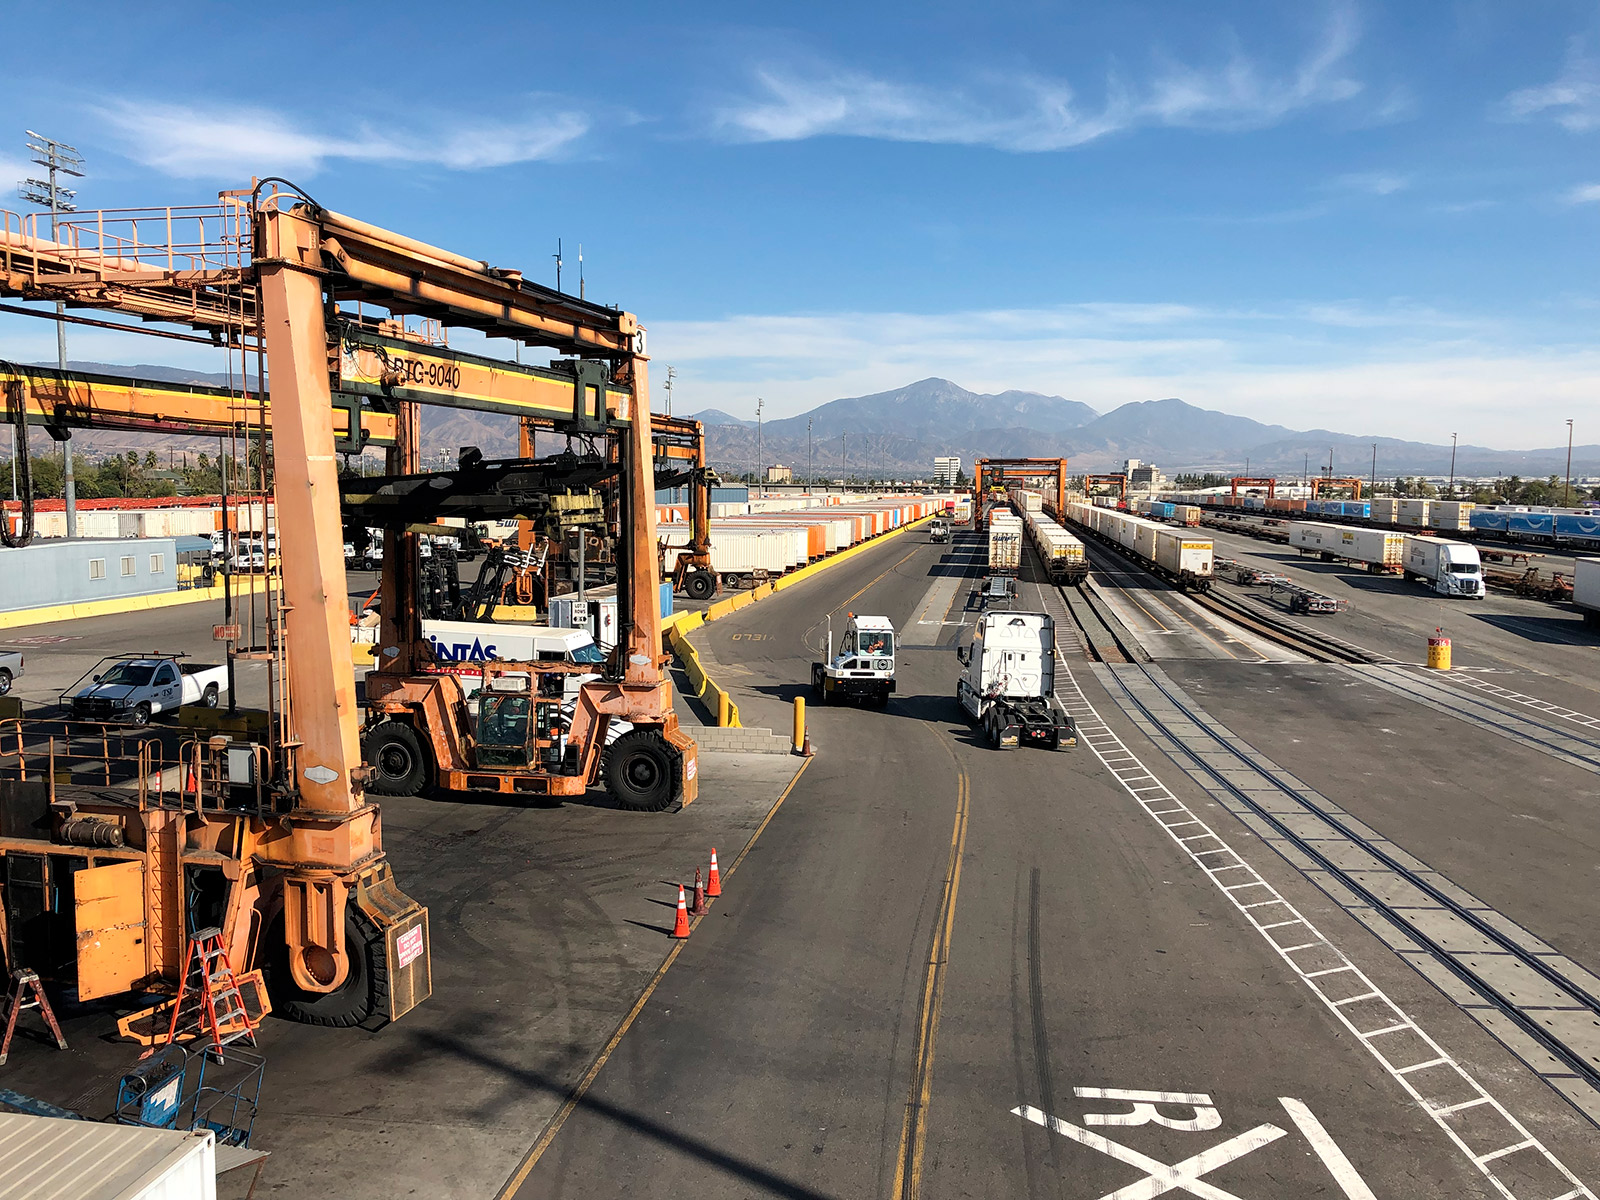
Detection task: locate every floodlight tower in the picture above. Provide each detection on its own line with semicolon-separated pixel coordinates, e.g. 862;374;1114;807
19;130;84;536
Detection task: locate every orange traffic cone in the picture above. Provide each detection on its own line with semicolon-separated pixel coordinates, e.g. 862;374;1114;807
184;763;198;798
671;884;691;939
689;868;707;916
706;849;722;897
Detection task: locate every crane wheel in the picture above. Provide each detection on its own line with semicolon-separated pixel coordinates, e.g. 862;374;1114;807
684;570;715;601
362;722;432;796
265;909;388;1029
604;728;682;812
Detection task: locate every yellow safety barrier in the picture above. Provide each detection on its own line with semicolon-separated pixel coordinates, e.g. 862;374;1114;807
1427;630;1452;670
0;575;274;630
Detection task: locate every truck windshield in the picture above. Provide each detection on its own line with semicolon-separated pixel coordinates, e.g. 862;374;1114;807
98;664;155;687
858;632;893;655
570;643;606;664
1448;562;1480;573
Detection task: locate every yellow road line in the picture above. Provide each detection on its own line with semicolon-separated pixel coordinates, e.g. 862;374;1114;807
494;755;814;1198
890;767;970;1200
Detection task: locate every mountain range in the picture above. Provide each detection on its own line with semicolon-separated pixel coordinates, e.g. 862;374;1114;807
689;378;1598;480
21;363;1597;480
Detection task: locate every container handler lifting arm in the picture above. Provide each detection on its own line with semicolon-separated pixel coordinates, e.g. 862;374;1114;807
0;186;695;1028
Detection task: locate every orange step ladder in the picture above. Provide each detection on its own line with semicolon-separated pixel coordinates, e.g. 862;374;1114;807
163;927;257;1058
0;968;68;1065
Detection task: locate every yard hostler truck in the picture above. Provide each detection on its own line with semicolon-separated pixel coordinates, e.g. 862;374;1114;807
956;611;1077;750
812;613;896;707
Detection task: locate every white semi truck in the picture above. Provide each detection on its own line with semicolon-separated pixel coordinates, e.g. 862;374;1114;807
1402;536;1486;598
955;611;1077;751
812;613;896;707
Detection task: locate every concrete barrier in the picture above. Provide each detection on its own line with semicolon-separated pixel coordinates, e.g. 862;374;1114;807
0;575;274;631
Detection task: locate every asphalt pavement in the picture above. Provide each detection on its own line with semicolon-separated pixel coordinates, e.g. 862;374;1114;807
512;527;1600;1199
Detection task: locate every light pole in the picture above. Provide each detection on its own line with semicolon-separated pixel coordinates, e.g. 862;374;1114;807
755;397;764;498
1370;443;1377;496
21;131;84;537
1565;419;1574;507
841;431;847;486
553;238;563;292
807;417;813;496
1448;432;1457;497
663;366;675;417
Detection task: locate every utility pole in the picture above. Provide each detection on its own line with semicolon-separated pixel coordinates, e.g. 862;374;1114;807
663;366;675;417
1448;432;1457;497
807;417;814;496
1565;418;1575;507
1370;443;1377;495
21;130;84;537
841;431;847;486
578;243;584;301
755;397;764;498
553;238;563;292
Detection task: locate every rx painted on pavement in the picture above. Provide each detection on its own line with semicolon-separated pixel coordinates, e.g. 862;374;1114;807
1012;1086;1376;1200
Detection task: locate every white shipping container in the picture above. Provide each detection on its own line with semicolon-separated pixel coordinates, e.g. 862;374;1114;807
1335;527;1405;566
1132;521;1158;561
1154;529;1214;577
1288;522;1340;552
0;1113;216;1200
1397;499;1430;527
1367;497;1398;523
1430;501;1475;531
1574;557;1600;620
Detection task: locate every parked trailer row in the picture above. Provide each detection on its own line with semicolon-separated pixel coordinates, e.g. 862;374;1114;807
1160;490;1600;552
658;497;941;587
1064;501;1214;590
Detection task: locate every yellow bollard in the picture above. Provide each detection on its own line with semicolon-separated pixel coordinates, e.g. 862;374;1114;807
792;696;806;753
1426;629;1452;670
717;689;731;727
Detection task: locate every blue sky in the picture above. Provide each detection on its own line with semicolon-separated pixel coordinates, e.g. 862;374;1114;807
2;0;1598;448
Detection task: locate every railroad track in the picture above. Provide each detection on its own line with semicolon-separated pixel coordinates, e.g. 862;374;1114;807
1026;544;1600;1129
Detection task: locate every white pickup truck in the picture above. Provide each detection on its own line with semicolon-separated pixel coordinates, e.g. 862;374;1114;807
67;656;228;725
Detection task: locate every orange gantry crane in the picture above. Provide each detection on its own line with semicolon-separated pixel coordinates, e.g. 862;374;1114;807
1229;476;1278;502
973;458;1070;519
0;184;693;1027
1311;476;1365;500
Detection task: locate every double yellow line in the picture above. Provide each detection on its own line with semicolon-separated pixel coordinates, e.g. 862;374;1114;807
890;767;970;1200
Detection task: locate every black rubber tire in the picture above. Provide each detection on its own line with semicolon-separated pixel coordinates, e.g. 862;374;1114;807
129;702;152;727
362;722;431;796
200;684;220;709
813;666;827;704
266;908;389;1029
684;570;715;601
985;713;1000;749
604;728;682;812
0;670;10;697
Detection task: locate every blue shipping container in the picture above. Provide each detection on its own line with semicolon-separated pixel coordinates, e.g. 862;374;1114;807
1507;512;1555;536
1470;509;1506;532
1554;513;1600;538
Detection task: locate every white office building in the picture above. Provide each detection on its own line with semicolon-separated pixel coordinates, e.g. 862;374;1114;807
933;456;962;486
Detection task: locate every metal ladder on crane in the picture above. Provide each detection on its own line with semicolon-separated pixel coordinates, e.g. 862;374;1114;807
162;928;257;1058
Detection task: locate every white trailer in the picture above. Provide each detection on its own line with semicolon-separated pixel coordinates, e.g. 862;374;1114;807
1290;523;1404;572
1153;530;1213;584
988;515;1023;576
1402;536;1486;597
955;611;1076;750
0;1114;219;1200
1575;557;1600;628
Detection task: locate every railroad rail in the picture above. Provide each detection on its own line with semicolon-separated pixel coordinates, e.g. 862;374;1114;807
1027;537;1600;1132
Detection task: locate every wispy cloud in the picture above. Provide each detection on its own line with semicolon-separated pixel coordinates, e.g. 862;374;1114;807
1503;40;1600;131
712;7;1365;150
1330;170;1410;195
91;100;591;179
0;155;39;191
1562;182;1600;205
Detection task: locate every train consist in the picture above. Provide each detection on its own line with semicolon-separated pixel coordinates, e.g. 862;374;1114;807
1009;488;1090;584
1064;500;1215;590
1158;491;1600;551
